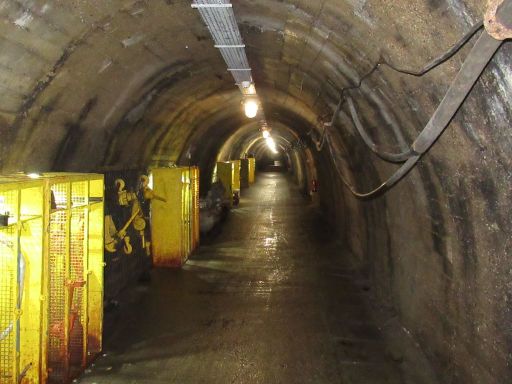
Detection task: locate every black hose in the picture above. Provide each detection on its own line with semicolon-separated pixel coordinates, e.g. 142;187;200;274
379;21;484;77
347;96;413;163
334;30;503;199
340;21;484;97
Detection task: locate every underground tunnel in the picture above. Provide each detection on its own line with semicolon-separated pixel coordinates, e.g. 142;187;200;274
0;0;511;383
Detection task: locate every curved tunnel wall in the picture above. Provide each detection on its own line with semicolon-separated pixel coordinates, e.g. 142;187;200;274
0;1;511;382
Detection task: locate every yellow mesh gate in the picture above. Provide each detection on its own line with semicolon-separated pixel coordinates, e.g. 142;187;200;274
0;224;17;384
48;182;69;383
46;176;103;383
0;177;45;384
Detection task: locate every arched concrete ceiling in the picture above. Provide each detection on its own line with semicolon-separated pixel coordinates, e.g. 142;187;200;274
0;1;511;382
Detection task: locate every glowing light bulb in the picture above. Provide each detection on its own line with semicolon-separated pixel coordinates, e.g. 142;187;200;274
244;99;259;118
262;130;270;139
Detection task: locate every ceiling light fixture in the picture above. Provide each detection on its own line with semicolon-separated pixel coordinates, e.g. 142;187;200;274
244;98;259;119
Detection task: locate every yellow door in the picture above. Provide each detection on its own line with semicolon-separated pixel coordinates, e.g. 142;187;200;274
216;162;234;206
0;224;18;384
151;168;189;268
229;160;241;193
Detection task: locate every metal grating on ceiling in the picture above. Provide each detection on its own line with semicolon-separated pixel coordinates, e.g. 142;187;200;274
191;0;254;94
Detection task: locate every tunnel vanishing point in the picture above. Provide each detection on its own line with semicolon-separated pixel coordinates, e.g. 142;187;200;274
1;0;512;383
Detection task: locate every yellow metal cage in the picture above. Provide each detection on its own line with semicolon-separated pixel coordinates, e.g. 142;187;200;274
0;173;104;384
150;167;199;268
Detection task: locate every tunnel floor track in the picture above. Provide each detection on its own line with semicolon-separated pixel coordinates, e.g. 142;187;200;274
79;172;403;384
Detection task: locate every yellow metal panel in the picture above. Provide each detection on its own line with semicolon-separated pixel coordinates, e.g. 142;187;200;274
240;159;250;189
181;169;191;263
0;181;47;384
216;162;234;206
86;201;104;360
0;224;18;384
229;160;241;193
248;158;256;184
19;216;44;384
47;183;71;383
191;168;200;251
150;168;186;268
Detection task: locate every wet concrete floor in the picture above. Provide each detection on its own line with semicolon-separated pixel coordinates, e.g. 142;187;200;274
79;172;403;383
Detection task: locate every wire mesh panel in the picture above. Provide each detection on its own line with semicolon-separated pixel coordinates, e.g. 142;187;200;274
0;179;45;384
18;216;44;384
0;225;17;384
0;190;18;227
69;207;86;376
51;183;68;210
71;181;88;207
48;209;69;383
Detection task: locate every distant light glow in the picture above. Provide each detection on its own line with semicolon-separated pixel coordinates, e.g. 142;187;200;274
266;137;279;154
262;130;270;139
27;173;41;179
244;99;259;118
